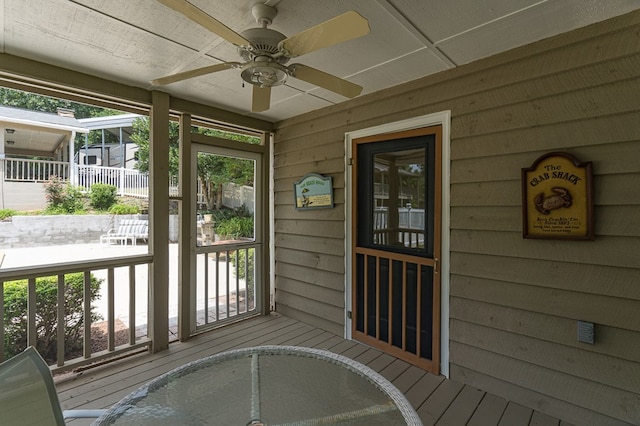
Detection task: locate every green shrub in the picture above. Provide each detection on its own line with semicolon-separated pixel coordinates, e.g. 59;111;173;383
216;216;253;239
44;176;85;214
0;209;17;220
229;248;255;307
109;203;140;215
44;175;66;207
90;184;118;210
3;273;102;364
207;205;252;223
60;185;85;213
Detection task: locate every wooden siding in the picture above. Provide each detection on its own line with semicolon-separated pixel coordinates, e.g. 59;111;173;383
57;313;566;426
273;9;640;426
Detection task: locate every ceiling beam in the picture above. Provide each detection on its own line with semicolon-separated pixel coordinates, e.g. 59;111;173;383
0;53;274;131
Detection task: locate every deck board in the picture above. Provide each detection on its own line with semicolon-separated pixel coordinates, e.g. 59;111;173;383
437;385;486;425
468;393;509;425
499;403;534;425
56;313;563;425
417;378;465;425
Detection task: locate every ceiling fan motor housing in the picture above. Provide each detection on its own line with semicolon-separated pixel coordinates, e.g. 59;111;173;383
238;28;288;64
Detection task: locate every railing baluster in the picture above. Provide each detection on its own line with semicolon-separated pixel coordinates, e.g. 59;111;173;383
83;271;91;359
108;268;115;351
215;252;220;322
204;252;209;324
0;280;5;363
129;265;136;344
225;250;230;319
235;249;240;314
56;274;65;367
243;249;248;313
28;278;37;348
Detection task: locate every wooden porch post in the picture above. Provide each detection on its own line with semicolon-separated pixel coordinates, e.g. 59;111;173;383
178;113;193;340
261;132;272;313
149;91;170;352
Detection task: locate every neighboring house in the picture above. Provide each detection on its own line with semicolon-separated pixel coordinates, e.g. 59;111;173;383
0;106;88;210
75;142;138;168
77;114;141;169
0;108;143;210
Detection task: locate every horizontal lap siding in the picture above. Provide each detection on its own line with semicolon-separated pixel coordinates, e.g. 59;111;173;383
449;13;640;424
272;127;347;336
274;9;640;424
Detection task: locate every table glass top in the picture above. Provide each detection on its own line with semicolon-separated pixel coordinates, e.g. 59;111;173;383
93;346;422;426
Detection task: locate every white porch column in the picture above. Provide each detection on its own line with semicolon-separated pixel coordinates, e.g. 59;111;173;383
0;128;5;209
149;91;170;353
0;126;6;159
69;130;77;185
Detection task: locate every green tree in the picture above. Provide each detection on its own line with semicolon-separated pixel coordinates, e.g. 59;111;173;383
130;117;180;177
131;117;258;210
0;87;120;119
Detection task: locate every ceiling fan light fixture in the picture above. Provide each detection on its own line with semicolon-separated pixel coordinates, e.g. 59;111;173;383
241;60;288;87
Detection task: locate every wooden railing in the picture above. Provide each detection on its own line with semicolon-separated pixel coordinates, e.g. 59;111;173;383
2;157;253;211
3;157;69;182
0;254;153;373
2;158;194;201
194;242;259;331
374;207;426;248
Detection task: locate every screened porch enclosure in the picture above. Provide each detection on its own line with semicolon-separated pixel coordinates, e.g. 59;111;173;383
0;108;269;374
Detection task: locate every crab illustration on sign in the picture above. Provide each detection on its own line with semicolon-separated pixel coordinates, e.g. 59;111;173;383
522;152;594;240
534;187;572;214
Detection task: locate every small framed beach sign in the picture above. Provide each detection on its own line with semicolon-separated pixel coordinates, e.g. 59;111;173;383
293;173;334;210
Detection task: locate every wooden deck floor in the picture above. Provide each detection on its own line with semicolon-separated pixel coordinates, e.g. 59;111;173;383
56;313;569;425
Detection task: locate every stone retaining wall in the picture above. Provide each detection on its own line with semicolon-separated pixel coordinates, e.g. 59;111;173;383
0;214;150;248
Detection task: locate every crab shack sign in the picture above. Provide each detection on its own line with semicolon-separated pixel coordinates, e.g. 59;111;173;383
522;152;594;240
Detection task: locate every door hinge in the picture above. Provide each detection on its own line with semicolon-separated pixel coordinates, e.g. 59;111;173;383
347;158;353;166
347;310;352;319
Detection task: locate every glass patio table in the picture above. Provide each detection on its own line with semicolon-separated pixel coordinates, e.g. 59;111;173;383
92;345;422;425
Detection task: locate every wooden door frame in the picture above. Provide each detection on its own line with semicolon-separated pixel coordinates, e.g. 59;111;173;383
189;141;266;334
345;111;451;377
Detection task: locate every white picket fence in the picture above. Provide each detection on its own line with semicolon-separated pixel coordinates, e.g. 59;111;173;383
75;164;160;198
1;158;253;208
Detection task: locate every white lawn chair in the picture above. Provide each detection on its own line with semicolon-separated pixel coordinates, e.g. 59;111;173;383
0;346;105;425
100;219;148;245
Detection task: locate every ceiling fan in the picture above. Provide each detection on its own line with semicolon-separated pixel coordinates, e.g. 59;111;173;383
151;1;370;112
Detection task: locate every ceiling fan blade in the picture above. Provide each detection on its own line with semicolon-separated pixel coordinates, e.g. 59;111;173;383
290;64;363;98
252;86;271;112
156;0;250;46
279;11;370;57
151;62;239;86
